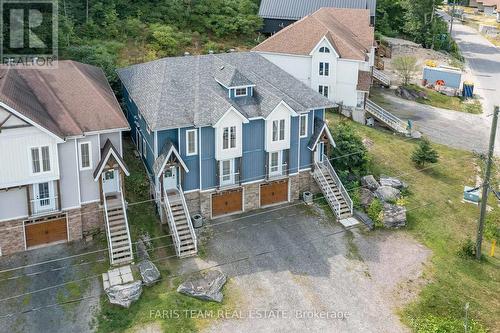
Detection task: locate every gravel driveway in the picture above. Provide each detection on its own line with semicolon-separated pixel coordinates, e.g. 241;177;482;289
373;89;491;154
0;241;105;333
176;204;431;333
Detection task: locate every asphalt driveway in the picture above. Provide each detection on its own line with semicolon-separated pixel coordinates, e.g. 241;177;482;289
176;203;431;333
0;240;106;333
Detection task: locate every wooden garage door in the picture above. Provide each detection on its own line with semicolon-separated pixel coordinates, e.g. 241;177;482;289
25;217;68;248
212;189;243;217
260;180;288;207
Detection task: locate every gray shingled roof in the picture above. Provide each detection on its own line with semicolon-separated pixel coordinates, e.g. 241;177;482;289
117;52;334;131
214;63;254;88
258;0;376;19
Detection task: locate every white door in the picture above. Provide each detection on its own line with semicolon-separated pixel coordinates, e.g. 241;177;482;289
163;166;177;190
34;181;55;213
102;169;120;194
315;142;325;163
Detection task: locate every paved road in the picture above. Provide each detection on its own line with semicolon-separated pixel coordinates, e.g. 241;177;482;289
174;204;430;333
0;241;104;333
375;89;491;153
446;14;500;154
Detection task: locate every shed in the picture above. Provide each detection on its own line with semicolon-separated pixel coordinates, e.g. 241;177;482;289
422;65;462;89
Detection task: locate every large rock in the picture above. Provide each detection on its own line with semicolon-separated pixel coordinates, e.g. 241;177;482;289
383;203;407;228
105;281;142;308
360;188;375;208
374;186;401;202
361;175;380;191
380;175;408;189
138;260;160;286
177;270;227;303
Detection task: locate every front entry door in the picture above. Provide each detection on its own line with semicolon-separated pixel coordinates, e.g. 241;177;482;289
102;169;120;194
33;181;55;213
315;142;325;163
163;166;177;190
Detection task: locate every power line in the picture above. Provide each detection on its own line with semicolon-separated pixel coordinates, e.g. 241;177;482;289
0;200;435;319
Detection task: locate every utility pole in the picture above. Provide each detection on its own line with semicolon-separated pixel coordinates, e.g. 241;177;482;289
476;106;499;260
449;0;456;36
430;0;436;49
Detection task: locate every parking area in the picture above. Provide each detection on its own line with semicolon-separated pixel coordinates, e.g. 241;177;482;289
177;203;431;333
0;240;107;333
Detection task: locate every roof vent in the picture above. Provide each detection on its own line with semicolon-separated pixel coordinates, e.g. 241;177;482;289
184;52;190;56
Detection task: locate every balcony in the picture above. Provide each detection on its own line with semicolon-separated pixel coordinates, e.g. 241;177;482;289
266;162;288;181
218;172;241;190
30;196;60;216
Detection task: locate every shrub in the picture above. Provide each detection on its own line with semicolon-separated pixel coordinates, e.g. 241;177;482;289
367;199;384;228
457;238;476;259
330;122;370;178
393;55;418;86
410;314;487;333
411;138;439;168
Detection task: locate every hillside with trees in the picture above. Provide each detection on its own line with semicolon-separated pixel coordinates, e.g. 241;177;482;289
58;0;263;87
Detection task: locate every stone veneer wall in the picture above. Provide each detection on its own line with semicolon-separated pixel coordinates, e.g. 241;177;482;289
299;170;321;195
243;183;260;211
0;202;105;257
0;219;25;255
183;191;201;217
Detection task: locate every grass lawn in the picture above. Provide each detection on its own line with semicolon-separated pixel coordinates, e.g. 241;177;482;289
96;138;235;332
408;84;483;114
326;113;499;332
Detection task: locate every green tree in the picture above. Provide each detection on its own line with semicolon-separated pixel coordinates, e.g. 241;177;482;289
411;138;439;167
392;56;418;86
330;122;369;176
376;0;405;37
401;0;446;48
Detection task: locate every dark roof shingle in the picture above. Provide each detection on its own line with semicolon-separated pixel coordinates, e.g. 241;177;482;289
258;0;377;19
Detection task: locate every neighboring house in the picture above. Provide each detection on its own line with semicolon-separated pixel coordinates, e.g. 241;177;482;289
118;52;354;258
0;61;133;264
253;8;375;110
258;0;377;34
476;0;500;14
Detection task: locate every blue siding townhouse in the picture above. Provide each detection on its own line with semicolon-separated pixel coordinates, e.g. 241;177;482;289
118;52;351;257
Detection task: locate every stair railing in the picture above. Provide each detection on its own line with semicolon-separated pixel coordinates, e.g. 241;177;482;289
163;186;181;256
118;187;133;261
102;190;115;265
365;99;408;134
373;68;391;86
313;162;341;217
177;184;197;254
322;154;353;215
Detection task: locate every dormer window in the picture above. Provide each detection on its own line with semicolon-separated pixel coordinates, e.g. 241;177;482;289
319;46;330;53
234;87;247;97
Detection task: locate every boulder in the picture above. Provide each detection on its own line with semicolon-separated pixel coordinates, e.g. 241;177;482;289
354;210;374;230
138;260;161;286
374;186;401;202
105;281;142;308
380;175;408;189
136;238;150;261
360;188;375;208
177;270;227;303
361;175;380;191
383;203;407;228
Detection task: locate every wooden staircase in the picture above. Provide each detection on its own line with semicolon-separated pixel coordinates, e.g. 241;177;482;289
164;186;197;258
372;68;391;87
365;99;409;135
313;154;353;220
104;192;133;265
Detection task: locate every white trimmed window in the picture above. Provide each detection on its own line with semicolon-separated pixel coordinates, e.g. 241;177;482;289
319;85;329;98
220;159;235;185
142;138;147;158
30;146;50;174
299;114;308;138
186;129;198;155
269;150;283;176
319;46;330;53
319;62;329;76
234;87;247;97
272;119;286;142
222;126;237;150
79;142;92;170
